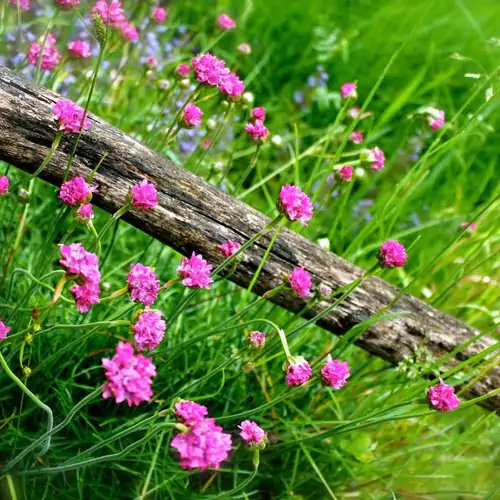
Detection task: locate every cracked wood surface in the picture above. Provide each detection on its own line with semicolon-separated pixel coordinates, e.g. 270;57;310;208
0;66;498;412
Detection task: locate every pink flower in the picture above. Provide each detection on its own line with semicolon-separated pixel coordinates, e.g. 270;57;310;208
171;418;232;470
52;99;91;134
60;243;101;284
174;400;208;425
145;56;157;68
0;320;11;340
237;42;251;55
192;53;230;86
152;6;167;22
321;355;350;389
378;240;408;268
218;73;245;100
120;22;139;42
348;107;360;119
9;0;30;10
286;357;312;386
177;252;214;289
28;35;61;71
428;109;445;130
460;221;477;233
278;184;314;226
70;281;101;313
127;263;160;306
338;166;353;182
251;107;266;121
340;82;357;99
318;283;332;298
181;103;203;128
76;203;94;222
217;14;236;30
244;119;269;142
67;40;91;58
102;341;156;406
56;0;80;5
219;240;241;257
248;331;266;349
0;176;9;196
92;0;125;26
427;379;460;412
349;130;364;144
238;420;267;448
175;63;191;78
362;147;385;171
59;177;92;206
289;267;312;298
133;310;166;351
130;179;158;210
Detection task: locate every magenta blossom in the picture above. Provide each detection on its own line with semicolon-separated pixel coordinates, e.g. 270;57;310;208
321;355;350;389
59;177;92;206
60;243;101;284
251;107;266;121
340;82;357;99
0;176;9;196
130;179;157;210
71;281;101;313
219;240;241;257
127;263;160;306
120;22;139;42
286;357;312;387
218;73;245;100
52;99;91;134
92;0;125;26
56;0;80;5
175;63;191;78
237;42;251;55
428;109;445;130
145;56;157;68
171;418;232;470
238;420;267;449
217;14;236;30
28;35;61;71
289;267;312;298
338;166;353;182
248;331;266;349
152;6;167;22
192;53;230;86
177;252;214;289
0;320;11;340
181;103;203;128
379;240;408;268
278;184;314;226
361;146;385;171
67;40;92;58
133;310;166;351
349;130;364;144
460;221;477;233
245;119;269;142
9;0;31;10
348;107;360;119
76;203;94;222
427;379;460;412
174;400;209;425
102;341;156;406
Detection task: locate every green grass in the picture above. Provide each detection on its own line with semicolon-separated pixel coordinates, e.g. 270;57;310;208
1;0;500;498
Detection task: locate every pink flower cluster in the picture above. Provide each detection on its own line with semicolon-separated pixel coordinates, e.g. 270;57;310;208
217;14;236;30
428;109;445;130
238;420;267;448
219;239;241;257
92;1;140;42
77;203;94;222
286;357;313;386
349;130;364;145
181;103;203;128
102;341;156;406
175;64;191;78
378;240;408;268
0;176;9;196
338;166;353;182
278;185;314;226
0;320;11;340
251;107;266;121
341;82;357;99
245;119;269;143
362;147;386;171
321;355;350;389
28;33;61;71
59;177;92;206
289;267;312;298
152;7;167;22
67;40;92;58
172;401;232;470
177;252;213;289
132;310;166;351
56;0;80;6
427;379;460;412
127;263;160;306
60;243;101;312
130;179;158;210
248;331;266;349
52;99;91;134
218;73;245;100
9;0;30;10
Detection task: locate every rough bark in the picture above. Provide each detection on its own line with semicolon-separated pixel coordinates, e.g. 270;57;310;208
0;67;498;412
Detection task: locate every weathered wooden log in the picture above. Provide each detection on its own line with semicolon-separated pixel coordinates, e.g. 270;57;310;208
0;66;498;412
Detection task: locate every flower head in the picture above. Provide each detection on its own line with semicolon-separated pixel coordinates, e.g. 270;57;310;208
120;22;139;42
102;341;156;406
348;107;360;119
28;34;61;71
340;82;357;99
460;221;477;233
0;176;9;196
338;166;353;182
217;14;236;30
289;267;312;298
56;0;80;5
152;6;167;22
219;240;241;257
70;281;101;313
361;147;385;171
251;107;266;121
285;356;312;386
218;73;245;100
378;240;408;268
237;42;251;55
321;355;350;389
9;0;31;10
171;418;232;470
427;108;445;130
52;99;91;134
181;103;203;128
248;331;266;349
127;263;160;306
174;400;208;425
92;0;125;26
0;320;11;340
192;53;230;86
130;179;157;210
60;243;101;283
76;203;94;222
175;63;191;78
177;252;214;289
427;379;460;412
278;185;314;226
349;130;364;144
244;119;269;142
238;420;267;449
67;40;92;58
318;283;333;298
145;56;157;68
59;177;92;206
133;310;166;351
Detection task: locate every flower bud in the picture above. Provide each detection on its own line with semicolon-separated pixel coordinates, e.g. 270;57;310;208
179;78;191;89
242;92;254;105
17;188;30;204
206;118;217;130
271;135;283;148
